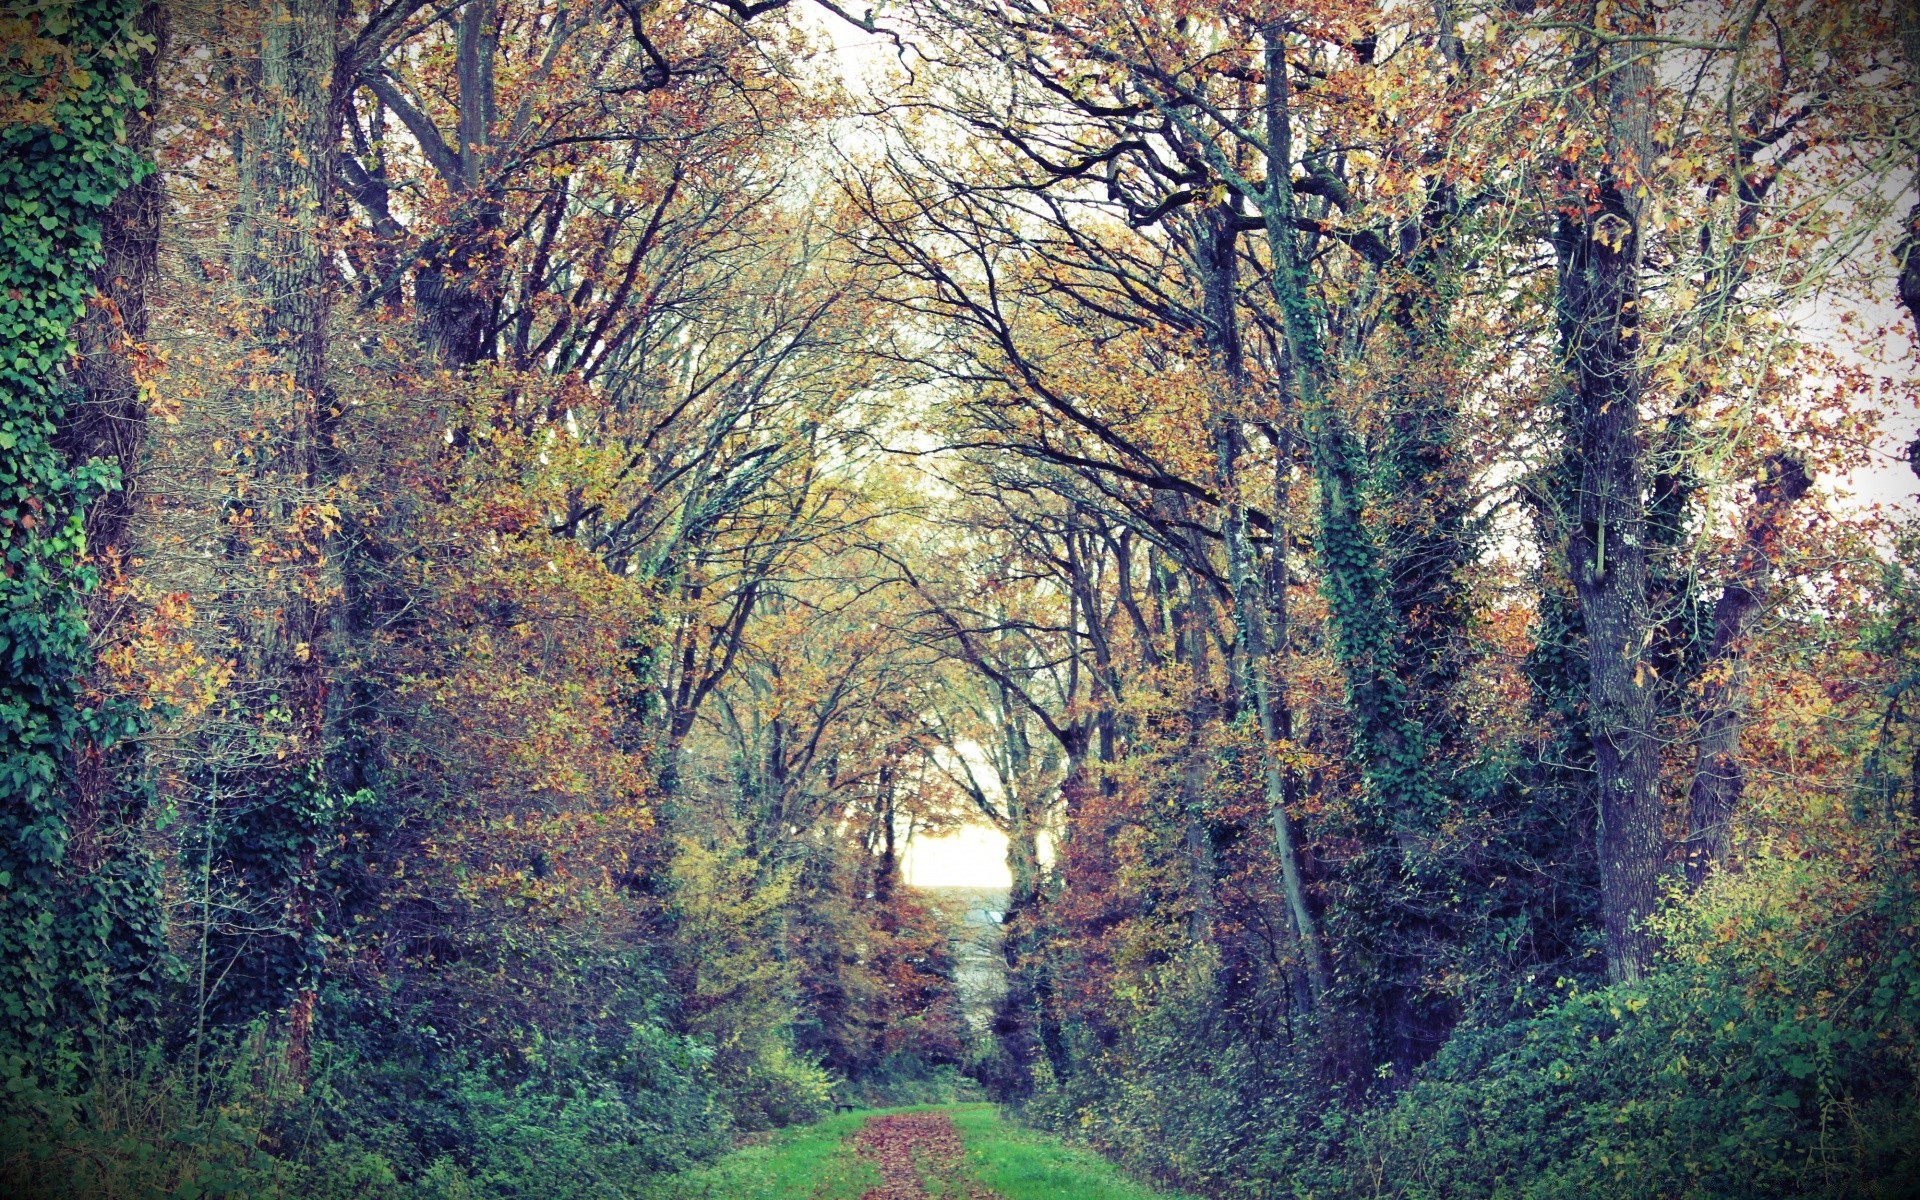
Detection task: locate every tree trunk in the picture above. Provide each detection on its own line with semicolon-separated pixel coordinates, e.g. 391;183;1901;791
56;0;166;855
62;0;166;572
0;0;156;1060
1896;0;1920;344
993;781;1050;1095
417;0;501;365
1201;201;1329;1007
1555;12;1662;983
1685;456;1811;885
1177;551;1219;941
52;0;171;1036
222;0;340;1073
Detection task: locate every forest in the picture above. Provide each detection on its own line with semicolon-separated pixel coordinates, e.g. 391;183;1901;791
3;0;1920;1196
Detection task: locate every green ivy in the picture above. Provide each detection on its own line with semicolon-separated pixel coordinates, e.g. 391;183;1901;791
0;0;150;1060
202;763;359;1027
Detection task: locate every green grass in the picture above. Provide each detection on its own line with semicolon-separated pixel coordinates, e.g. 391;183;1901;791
943;1105;1203;1200
648;1103;1200;1200
644;1108;881;1200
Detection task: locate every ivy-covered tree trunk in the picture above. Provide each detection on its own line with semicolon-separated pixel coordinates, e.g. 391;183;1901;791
1684;456;1811;884
1254;27;1477;1071
1520;498;1603;970
51;0;171;1041
989;692;1067;1098
208;0;341;1073
1197;201;1327;1010
1555;14;1663;983
58;0;161;567
0;0;150;1059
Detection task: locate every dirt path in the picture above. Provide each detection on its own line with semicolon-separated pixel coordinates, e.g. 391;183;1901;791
848;1111;999;1200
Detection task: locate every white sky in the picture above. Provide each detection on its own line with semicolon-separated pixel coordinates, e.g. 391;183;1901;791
1803;292;1920;512
902;822;1013;888
797;3;903;98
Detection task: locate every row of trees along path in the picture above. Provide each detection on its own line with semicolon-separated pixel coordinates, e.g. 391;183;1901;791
3;1;1920;1198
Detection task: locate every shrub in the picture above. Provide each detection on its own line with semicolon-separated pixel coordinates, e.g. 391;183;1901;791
1332;846;1920;1200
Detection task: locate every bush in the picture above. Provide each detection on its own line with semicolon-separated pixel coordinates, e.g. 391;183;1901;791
1;1030;303;1200
2;1011;733;1200
836;1053;979;1108
1328;846;1920;1200
1022;846;1920;1200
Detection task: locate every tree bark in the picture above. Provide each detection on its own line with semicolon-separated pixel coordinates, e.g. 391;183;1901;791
1896;0;1920;343
991;721;1053;1096
61;0;166;570
223;0;341;1074
57;0;167;870
1555;9;1662;983
1201;200;1329;1007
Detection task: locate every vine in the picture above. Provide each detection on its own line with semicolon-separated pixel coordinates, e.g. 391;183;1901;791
0;0;151;1062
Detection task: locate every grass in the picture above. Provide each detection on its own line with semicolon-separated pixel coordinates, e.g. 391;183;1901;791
649;1103;1201;1200
943;1105;1203;1200
644;1108;880;1200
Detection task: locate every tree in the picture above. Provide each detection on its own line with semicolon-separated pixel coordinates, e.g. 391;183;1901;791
198;0;344;1066
0;0;153;1062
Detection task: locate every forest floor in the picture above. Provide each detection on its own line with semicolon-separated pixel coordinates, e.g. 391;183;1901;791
648;1103;1200;1200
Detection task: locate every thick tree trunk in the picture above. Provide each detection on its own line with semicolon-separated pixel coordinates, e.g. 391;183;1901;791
1556;16;1662;983
0;0;164;1059
62;0;166;570
419;0;501;365
992;773;1055;1096
1176;561;1219;941
1237;17;1483;1076
46;0;172;1037
224;0;340;1073
57;0;167;871
233;0;336;424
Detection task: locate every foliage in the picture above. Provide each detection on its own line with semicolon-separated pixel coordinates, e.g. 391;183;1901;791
0;0;154;1062
0;1013;730;1200
1334;844;1920;1200
1;1032;300;1200
311;1017;727;1199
